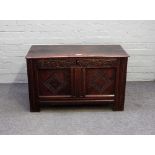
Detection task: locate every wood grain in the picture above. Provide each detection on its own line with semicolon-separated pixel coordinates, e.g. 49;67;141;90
26;45;128;112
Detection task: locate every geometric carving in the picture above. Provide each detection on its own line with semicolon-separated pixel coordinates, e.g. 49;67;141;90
86;69;115;95
43;72;66;94
38;69;71;96
89;70;112;92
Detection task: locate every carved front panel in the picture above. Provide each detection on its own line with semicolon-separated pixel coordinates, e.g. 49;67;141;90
36;58;76;68
85;68;116;95
38;69;71;96
76;58;119;68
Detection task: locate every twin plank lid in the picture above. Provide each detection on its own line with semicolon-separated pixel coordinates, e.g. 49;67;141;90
26;45;129;59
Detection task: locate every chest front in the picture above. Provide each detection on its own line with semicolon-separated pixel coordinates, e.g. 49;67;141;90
26;45;128;112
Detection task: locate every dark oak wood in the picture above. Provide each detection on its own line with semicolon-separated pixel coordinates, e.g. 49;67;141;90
26;45;129;58
26;45;129;112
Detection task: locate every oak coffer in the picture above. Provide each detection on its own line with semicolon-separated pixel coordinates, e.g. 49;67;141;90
26;45;129;112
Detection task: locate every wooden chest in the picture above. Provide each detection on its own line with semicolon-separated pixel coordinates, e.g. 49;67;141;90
26;45;129;112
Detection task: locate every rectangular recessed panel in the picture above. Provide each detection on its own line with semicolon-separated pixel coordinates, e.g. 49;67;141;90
38;69;71;96
85;68;116;95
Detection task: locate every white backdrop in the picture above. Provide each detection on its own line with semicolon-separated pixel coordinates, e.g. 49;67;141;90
0;20;155;83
